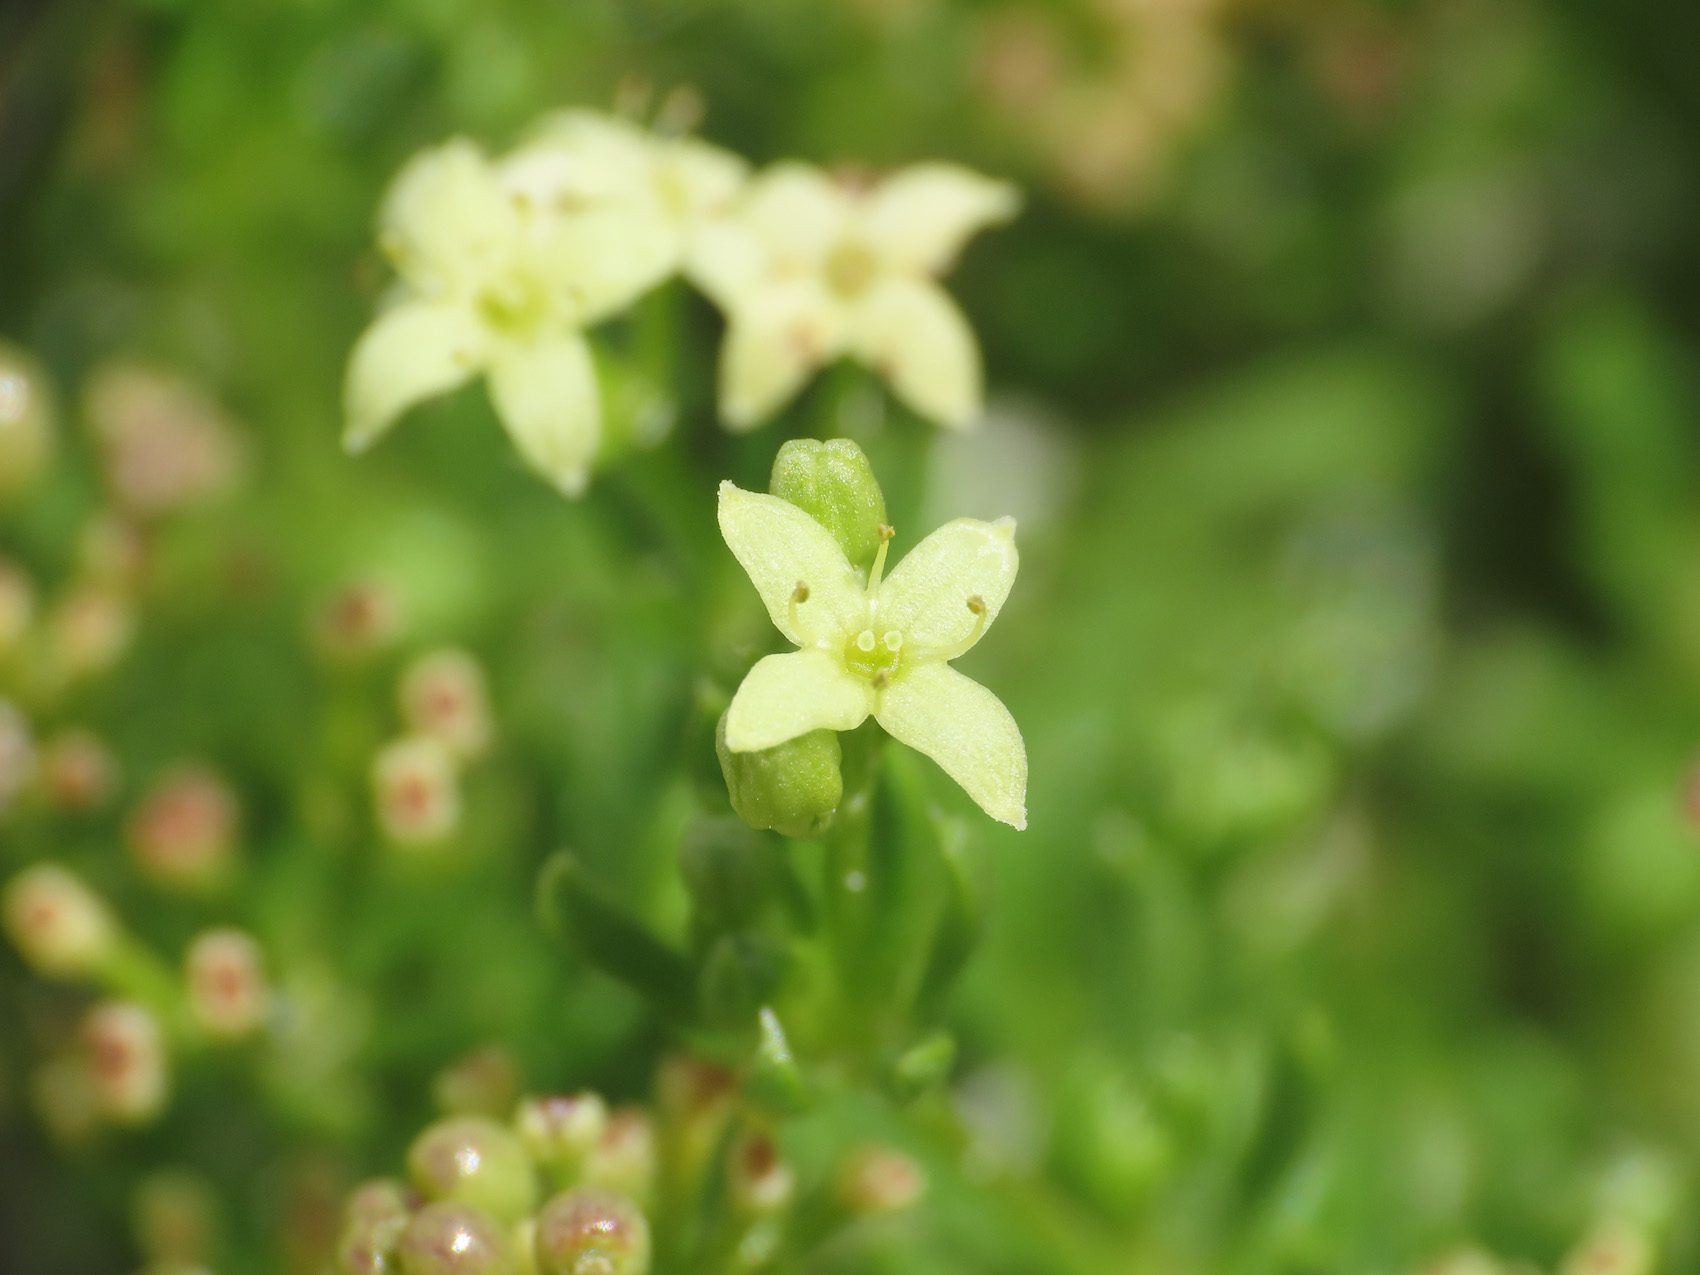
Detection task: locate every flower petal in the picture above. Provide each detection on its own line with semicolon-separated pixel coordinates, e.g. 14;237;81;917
849;279;983;430
533;206;676;324
343;300;486;453
718;280;845;431
740;162;851;270
487;333;601;496
878;515;1018;654
660;136;751;224
864;163;1020;276
876;662;1027;829
380;139;517;295
718;482;868;647
725;649;874;752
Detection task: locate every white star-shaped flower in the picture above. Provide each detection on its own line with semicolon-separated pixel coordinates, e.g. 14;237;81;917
343;135;673;495
718;481;1027;829
693;163;1020;433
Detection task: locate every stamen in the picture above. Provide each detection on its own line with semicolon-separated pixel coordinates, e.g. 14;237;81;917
868;524;896;594
922;595;990;663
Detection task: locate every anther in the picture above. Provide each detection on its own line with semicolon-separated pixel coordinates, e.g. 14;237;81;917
788;581;812;642
792;582;810;604
967;595;986;616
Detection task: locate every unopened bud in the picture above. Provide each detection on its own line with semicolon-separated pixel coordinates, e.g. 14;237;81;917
515;1093;608;1172
316;578;406;663
433;1046;520;1118
396;1201;515;1275
84;360;242;517
127;765;239;892
134;1169;219;1266
768;438;888;572
337;1179;413;1275
836;1146;926;1214
186;928;269;1039
729;1132;795;1215
47;585;134;680
39;728;119;811
3;862;118;977
716;717;841;839
400;649;494;760
1560;1224;1653;1275
533;1187;650;1275
0;558;35;650
0;340;55;501
407;1116;537;1222
580;1109;656;1209
374;735;461;846
84;999;169;1123
0;698;33;813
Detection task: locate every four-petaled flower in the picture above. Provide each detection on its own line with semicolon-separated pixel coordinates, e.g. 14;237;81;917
343;135;678;495
718;481;1027;829
693;163;1020;433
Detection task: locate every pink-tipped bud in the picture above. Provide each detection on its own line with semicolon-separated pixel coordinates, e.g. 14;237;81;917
40;728;119;811
400;649;494;760
84;360;242;517
655;1055;736;1123
836;1146;926;1215
515;1093;608;1173
316;578;405;663
407;1116;537;1223
533;1186;650;1275
1561;1224;1652;1275
729;1132;795;1216
580;1110;656;1209
47;584;134;680
0;698;34;814
3;862;117;977
336;1178;414;1275
0;557;35;650
186;927;269;1039
395;1200;515;1275
432;1046;519;1118
83;999;169;1123
127;765;239;892
374;736;461;847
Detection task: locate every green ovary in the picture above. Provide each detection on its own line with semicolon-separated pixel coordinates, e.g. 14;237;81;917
844;626;902;681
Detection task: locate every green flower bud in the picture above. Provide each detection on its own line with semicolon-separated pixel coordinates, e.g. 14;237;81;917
716;716;842;839
514;1093;608;1174
407;1117;537;1222
533;1187;650;1275
768;438;887;572
397;1201;515;1275
579;1109;656;1209
337;1179;413;1275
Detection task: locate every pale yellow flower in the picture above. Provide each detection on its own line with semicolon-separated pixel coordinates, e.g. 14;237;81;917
718;481;1026;829
344;136;671;495
694;163;1019;432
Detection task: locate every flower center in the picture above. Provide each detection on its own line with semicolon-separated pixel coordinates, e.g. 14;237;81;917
845;626;902;683
825;239;879;298
477;272;551;335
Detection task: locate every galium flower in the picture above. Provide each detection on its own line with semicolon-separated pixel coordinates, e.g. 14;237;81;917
185;927;269;1040
3;862;118;978
399;647;494;760
372;734;461;846
344;134;671;496
83;999;169;1124
692;162;1019;431
718;482;1027;829
127;765;240;892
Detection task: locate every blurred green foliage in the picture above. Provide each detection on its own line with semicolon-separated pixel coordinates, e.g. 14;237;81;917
5;0;1700;1272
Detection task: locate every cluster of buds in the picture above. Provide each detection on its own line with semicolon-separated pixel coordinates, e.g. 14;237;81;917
372;647;495;848
336;1100;655;1275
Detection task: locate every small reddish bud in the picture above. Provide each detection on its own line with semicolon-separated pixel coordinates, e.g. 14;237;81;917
532;1187;650;1275
395;1200;515;1275
432;1045;519;1118
374;735;461;846
514;1092;608;1172
400;649;494;760
316;578;406;662
47;585;134;680
580;1110;656;1209
127;765;239;892
83;999;169;1123
84;360;242;517
185;927;269;1039
407;1116;537;1222
39;728;119;811
729;1132;795;1215
337;1178;414;1275
836;1146;926;1214
3;862;117;977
